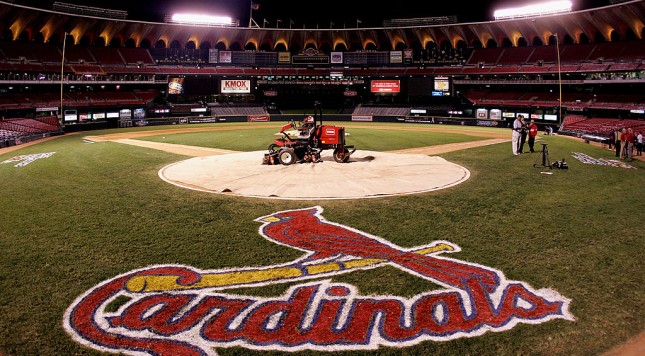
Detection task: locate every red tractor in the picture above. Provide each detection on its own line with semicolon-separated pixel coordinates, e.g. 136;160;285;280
263;102;355;165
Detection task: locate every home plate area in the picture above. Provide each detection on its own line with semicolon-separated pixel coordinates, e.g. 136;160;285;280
159;150;471;200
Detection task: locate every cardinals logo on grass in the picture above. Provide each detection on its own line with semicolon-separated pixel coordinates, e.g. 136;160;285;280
64;206;574;356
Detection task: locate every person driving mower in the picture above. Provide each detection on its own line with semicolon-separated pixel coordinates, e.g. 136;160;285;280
297;116;315;138
262;102;355;165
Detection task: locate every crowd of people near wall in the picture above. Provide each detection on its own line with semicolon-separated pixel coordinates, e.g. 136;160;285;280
603;127;642;161
512;117;643;160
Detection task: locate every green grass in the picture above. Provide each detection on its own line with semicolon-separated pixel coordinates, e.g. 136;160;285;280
0;123;643;355
138;122;488;151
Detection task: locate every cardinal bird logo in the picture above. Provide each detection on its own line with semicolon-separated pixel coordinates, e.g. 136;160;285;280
64;206;574;356
256;206;499;292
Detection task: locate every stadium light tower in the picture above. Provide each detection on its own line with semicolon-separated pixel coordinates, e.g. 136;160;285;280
59;32;67;127
494;1;572;20
555;33;563;126
169;13;234;26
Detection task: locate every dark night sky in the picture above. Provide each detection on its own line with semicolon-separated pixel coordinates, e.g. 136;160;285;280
15;0;613;27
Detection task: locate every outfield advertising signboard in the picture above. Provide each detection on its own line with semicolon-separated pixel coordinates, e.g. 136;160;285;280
389;51;403;63
370;80;400;93
352;115;373;122
278;52;291;63
219;51;232;63
476;108;488;119
490;109;502;120
208;49;218;63
168;77;184;94
330;52;343;64
64;110;77;122
220;79;251;94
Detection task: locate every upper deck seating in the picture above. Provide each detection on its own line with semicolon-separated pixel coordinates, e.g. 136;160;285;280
466;47;504;65
89;47;125;65
559;43;594;62
65;46;95;63
0;41;37;61
588;42;625;62
119;48;155;65
32;43;62;62
131;90;161;103
497;47;534;65
617;40;645;60
577;63;609;72
526;45;558;63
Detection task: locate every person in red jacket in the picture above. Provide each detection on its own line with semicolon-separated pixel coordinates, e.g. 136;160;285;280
527;119;539;153
620;128;628;159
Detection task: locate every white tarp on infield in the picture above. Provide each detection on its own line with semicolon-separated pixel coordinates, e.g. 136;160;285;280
159;150;470;200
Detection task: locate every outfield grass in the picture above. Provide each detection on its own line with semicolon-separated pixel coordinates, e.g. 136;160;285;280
0;123;643;355
137;122;490;151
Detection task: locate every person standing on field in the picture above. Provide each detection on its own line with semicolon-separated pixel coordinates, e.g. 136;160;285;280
614;127;622;158
625;128;635;161
518;116;528;154
620;128;627;159
512;115;523;155
527;119;538;153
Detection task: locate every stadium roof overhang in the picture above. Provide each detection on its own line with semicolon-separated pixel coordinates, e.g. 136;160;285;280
0;0;643;51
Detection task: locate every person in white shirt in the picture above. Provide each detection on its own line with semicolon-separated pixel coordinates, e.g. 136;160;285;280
512;115;524;155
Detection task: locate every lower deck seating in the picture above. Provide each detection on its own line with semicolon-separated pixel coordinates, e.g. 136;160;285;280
0;116;61;136
561;116;645;135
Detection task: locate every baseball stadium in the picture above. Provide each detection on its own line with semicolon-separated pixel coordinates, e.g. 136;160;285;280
0;0;644;355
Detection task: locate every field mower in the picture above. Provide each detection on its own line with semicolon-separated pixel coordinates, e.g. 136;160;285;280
262;102;356;165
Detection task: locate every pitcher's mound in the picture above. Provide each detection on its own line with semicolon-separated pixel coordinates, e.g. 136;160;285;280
159;150;470;200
